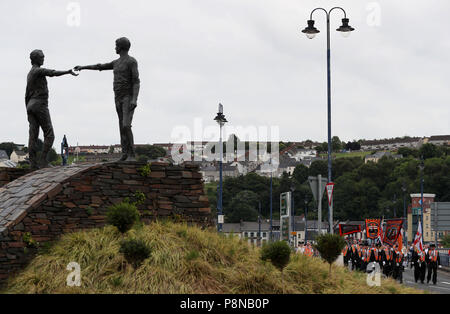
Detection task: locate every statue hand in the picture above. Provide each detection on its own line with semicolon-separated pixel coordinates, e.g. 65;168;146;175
69;69;79;76
74;65;83;71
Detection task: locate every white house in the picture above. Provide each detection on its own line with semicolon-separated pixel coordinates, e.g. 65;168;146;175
10;150;28;163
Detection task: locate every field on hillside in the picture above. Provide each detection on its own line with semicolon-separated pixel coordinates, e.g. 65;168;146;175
2;221;421;294
319;151;372;159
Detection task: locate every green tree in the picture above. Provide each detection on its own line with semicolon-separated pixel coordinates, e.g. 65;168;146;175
292;164;308;184
332;136;342;152
441;234;450;247
419;143;442;160
315;142;328;154
135;145;166;159
314;233;346;277
0;142;18;158
397;147;418;158
261;241;291;270
309;160;327;177
226;190;259;223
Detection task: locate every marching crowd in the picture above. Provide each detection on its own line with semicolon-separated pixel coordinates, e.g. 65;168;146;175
342;240;442;285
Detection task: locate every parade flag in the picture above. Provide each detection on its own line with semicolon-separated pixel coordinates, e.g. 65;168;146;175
376;224;383;244
339;224;361;236
397;231;403;251
413;220;423;252
383;219;403;247
365;219;381;239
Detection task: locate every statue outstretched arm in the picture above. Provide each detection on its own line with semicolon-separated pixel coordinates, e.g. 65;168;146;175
74;62;114;71
50;69;78;77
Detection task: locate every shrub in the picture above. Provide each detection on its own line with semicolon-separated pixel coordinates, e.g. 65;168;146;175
185;250;200;261
106;201;140;233
119;239;151;268
260;241;291;271
314;234;346;277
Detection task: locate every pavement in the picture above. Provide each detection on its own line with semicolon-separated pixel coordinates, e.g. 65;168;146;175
402;266;450;294
342;256;450;294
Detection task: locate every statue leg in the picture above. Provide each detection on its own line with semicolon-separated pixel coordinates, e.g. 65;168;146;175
36;102;55;168
122;96;136;161
115;97;127;161
27;110;40;170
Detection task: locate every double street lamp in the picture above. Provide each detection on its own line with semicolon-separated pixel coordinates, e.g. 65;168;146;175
214;103;227;232
302;7;354;233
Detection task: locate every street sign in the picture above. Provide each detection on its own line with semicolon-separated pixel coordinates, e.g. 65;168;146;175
308;176;327;203
218;215;224;224
308;175;327;234
280;192;291;242
431;202;450;231
326;182;334;206
281;216;290;241
280;192;291;217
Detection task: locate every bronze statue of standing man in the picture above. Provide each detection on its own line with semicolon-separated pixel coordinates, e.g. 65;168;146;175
25;49;78;169
75;37;140;161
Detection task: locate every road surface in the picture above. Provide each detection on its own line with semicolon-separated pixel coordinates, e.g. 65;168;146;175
341;255;450;294
402;266;450;294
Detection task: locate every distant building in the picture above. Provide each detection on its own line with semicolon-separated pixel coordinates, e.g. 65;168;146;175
0;150;8;160
10;150;28;163
222;220;281;246
361;137;423;151
407;193;440;243
364;151;402;163
285;148;317;161
426;135;450;146
199;162;241;183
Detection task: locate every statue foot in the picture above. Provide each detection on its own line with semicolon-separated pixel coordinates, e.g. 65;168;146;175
119;154;128;162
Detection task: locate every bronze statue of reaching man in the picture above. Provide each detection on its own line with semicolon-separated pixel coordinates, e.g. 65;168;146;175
25;49;78;170
75;37;140;161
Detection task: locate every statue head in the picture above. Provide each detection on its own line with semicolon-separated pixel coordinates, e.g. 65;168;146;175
30;49;44;66
115;37;131;54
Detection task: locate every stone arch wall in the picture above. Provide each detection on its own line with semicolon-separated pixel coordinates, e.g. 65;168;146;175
0;161;211;285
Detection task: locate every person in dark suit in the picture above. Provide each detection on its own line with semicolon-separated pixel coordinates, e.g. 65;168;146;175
426;244;441;285
412;247;427;284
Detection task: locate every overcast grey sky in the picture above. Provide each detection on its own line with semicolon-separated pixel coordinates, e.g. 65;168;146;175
0;0;449;146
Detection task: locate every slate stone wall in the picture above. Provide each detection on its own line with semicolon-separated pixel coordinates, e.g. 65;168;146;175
0;168;32;187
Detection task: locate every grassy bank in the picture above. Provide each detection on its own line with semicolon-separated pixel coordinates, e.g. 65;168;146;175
3;221;421;294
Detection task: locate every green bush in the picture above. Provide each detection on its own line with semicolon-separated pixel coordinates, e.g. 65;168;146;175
314;233;346;277
260;241;291;270
119;239;151;268
106;201;140;233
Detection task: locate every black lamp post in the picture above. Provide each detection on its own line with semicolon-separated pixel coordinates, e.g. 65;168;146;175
302;7;354;234
214;103;227;232
304;197;308;243
290;184;296;247
269;157;273;242
419;155;425;243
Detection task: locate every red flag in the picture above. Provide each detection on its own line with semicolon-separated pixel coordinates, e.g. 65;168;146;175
413;221;423;253
339;224;361;236
365;219;381;239
383;219;403;247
